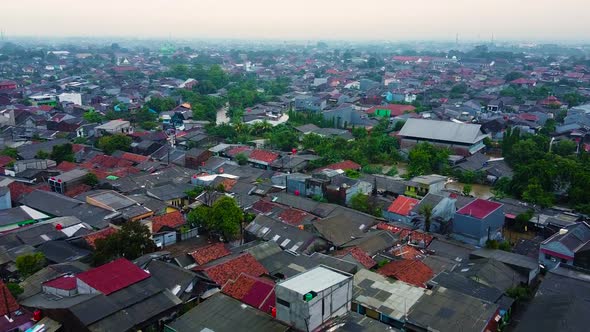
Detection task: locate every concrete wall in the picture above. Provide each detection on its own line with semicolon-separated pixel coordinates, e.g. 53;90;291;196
0;191;11;210
452;208;504;246
275;279;352;331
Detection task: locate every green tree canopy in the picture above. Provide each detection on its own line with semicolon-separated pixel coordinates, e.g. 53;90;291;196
0;147;18;159
407;143;450;178
98;134;132;155
188;196;244;241
50;143;75;164
93;221;156;266
16;252;45;278
84;172;99;186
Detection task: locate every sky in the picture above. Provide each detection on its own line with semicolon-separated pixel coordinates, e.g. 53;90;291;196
3;0;590;41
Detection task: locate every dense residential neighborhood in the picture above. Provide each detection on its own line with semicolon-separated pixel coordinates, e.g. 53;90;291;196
1;38;590;332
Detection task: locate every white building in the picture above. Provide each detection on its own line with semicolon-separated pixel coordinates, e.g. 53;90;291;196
275;266;353;331
58;92;82;106
95;120;133;137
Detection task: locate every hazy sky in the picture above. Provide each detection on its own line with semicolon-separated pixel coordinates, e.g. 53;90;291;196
3;0;590;41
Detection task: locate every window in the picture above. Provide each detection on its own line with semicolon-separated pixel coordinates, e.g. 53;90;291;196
277;298;290;308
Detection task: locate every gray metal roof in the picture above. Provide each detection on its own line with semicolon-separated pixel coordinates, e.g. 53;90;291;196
399;118;485;144
166;293;289;332
406;286;498;332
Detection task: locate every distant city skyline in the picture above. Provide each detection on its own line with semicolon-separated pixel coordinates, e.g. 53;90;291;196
3;0;590;42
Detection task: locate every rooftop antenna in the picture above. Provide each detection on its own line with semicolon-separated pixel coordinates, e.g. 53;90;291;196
1;29;4;41
455;33;459;47
491;33;495;45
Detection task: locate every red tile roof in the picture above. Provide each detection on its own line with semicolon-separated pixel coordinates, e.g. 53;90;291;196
72;144;85;153
252;200;277;214
399;229;434;247
64;184;92;198
278;208;309;225
196;253;268;286
226;146;251;157
219;178;238;191
151;211;185;233
333;247;376;269
0;155;14;167
249;149;279;164
43;275;77;290
376;222;411;234
82;227;118;248
222;273;276;313
456;199;502;220
119;152;149;164
378;259;433;288
511;78;536;85
56;161;78;172
189;243;231;265
77;258;150;295
0;280;19;316
366;104;416;117
387;196;419;216
8;182;35;202
321;160;361;171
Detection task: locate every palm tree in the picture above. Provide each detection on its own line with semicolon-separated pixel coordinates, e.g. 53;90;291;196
419;204;433;233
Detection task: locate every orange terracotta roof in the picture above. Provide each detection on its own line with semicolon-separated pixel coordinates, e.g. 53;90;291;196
196;253;267;286
320;160;361;171
378;259;433;288
0;280;19;316
189;243;231;265
151;211;185;233
387;195;419;216
83;227;118;248
390;245;424;260
333;247;376;269
56;161;78;172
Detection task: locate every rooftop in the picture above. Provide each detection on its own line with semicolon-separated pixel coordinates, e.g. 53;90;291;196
76;258;150;295
378;259;434;288
456;199;503;219
278;265;351;295
399;118;486;145
387;195;419;216
189;242;230;265
150;211;185;233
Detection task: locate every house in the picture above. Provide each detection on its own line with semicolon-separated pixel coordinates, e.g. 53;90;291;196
48;169;88;195
245;214;325;254
146;183;194;210
352;269;426;329
398;119;488;156
470;249;540;285
452;199;504;246
0;206;50;232
294;95;326;112
312;211;377;248
189;242;231;267
85;190;153;222
405;286;500;332
0;280;34;332
21;258;182;332
147;211;186;248
94;119;133;137
248;149;280;169
377;259;434;288
539;222;590;270
383;195;419;224
405;174;447;198
366;104;416;118
332;247;377;270
516;266;590;332
192;253;268;289
222;273;276;313
144;259;197;302
275;266;353;332
184;148;212;170
164;293;289;332
0;186;10;210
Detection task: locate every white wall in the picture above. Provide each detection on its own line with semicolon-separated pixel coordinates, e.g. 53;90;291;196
59;93;82;106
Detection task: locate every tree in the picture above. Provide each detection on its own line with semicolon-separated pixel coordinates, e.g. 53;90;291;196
407;143;450;177
188;195;243;240
15;252;45;277
203;196;244;241
350;193;370;214
98;134;132;155
504;72;525;82
235;152;248;165
35;150;50;159
0;147;18;159
83;110;103;124
552;140;577;156
419;204;434;232
6;283;23;297
268;125;299;151
522;180;554;208
50;143;75;164
462;184;473;196
93;221;156;265
84;172;99;186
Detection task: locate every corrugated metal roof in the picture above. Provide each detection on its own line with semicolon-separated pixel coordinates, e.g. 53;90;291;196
399;118;485;144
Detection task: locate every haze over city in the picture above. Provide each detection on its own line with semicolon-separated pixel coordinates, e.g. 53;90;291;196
3;0;590;41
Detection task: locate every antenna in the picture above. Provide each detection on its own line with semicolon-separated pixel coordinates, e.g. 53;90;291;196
491;33;495;45
455;33;459;47
0;29;4;41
